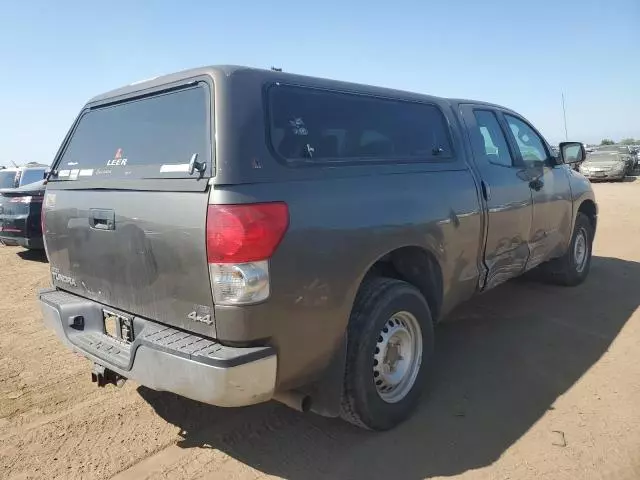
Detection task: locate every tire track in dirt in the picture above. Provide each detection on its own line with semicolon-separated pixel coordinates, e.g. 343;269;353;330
0;248;180;479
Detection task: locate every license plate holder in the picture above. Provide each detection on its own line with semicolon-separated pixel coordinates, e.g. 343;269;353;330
594;171;605;177
103;309;134;343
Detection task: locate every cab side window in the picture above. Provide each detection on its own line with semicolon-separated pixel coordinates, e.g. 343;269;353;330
473;110;514;167
504;115;548;166
269;85;454;163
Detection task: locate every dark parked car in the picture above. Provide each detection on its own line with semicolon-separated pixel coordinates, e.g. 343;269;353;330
631;146;639;167
0;180;45;249
38;66;596;430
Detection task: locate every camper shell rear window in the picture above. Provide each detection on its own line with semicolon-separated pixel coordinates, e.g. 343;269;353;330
51;84;211;181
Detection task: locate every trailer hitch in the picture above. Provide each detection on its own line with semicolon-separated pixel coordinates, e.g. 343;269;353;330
91;363;127;388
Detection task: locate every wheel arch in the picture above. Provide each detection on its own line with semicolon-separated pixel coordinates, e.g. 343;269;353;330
302;245;445;418
577;199;597;232
359;245;445;323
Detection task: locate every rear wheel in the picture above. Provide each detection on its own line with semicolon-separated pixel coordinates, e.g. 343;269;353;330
340;277;434;430
538;212;593;286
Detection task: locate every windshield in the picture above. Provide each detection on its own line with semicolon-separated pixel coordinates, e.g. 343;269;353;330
19;168;46;186
53;84;211;181
597;146;629;153
0;171;17;188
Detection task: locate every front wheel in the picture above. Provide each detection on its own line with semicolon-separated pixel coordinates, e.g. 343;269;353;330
340;277;434;430
538;212;594;286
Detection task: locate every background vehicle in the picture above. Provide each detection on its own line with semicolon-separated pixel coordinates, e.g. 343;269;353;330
0;167;20;188
0;180;45;249
18;164;49;186
579;152;627;181
38;66;596;431
0;164;49;189
630;146;639;169
593;145;636;174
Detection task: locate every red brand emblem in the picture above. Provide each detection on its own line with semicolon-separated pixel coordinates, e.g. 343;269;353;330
114;148;123;160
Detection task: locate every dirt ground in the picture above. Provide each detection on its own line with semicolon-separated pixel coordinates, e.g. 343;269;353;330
1;181;640;480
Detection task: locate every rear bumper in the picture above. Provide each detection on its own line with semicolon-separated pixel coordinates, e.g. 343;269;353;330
0;211;43;248
38;289;277;407
0;235;44;249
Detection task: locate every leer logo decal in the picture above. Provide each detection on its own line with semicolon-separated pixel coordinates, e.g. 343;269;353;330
106;148;128;166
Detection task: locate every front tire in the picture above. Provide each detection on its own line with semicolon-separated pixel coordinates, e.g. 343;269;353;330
340;277;434;430
539;212;594;286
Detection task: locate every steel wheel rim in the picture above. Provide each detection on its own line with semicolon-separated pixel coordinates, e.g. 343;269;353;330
373;311;423;403
574;227;588;273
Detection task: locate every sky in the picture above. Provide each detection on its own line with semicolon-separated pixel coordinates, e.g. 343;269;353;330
0;0;638;167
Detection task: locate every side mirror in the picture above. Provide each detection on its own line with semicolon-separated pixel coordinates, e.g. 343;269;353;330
559;142;585;164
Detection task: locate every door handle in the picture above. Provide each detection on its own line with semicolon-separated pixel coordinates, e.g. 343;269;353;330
89;209;115;230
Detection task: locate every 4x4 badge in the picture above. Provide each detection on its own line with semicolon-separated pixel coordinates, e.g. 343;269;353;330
187;305;213;325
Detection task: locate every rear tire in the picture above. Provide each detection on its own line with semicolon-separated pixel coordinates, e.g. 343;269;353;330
538;212;593;286
340;277;434;430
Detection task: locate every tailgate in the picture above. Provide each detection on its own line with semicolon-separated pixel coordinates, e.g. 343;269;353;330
43;81;216;336
44;190;213;334
0;188;43;239
0;199;29;237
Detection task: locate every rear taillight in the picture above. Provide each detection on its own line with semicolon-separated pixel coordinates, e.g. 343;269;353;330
9;196;32;204
40;203;46;234
41;194;48;240
206;203;289;263
206;203;288;305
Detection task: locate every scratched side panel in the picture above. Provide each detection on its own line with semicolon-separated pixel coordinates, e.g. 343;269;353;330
43;189;215;337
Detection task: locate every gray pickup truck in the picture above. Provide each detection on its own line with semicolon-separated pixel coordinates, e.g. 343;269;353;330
38;66;596;430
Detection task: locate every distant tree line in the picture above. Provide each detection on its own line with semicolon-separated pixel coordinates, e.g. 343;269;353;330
600;138;638;145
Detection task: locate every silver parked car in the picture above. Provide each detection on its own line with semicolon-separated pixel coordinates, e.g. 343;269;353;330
580;152;627;181
593;145;636;174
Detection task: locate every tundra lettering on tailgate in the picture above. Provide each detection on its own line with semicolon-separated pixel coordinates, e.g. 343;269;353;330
51;267;77;287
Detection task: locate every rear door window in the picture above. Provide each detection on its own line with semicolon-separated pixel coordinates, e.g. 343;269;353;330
504;115;549;166
52;85;211;181
268;85;453;164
